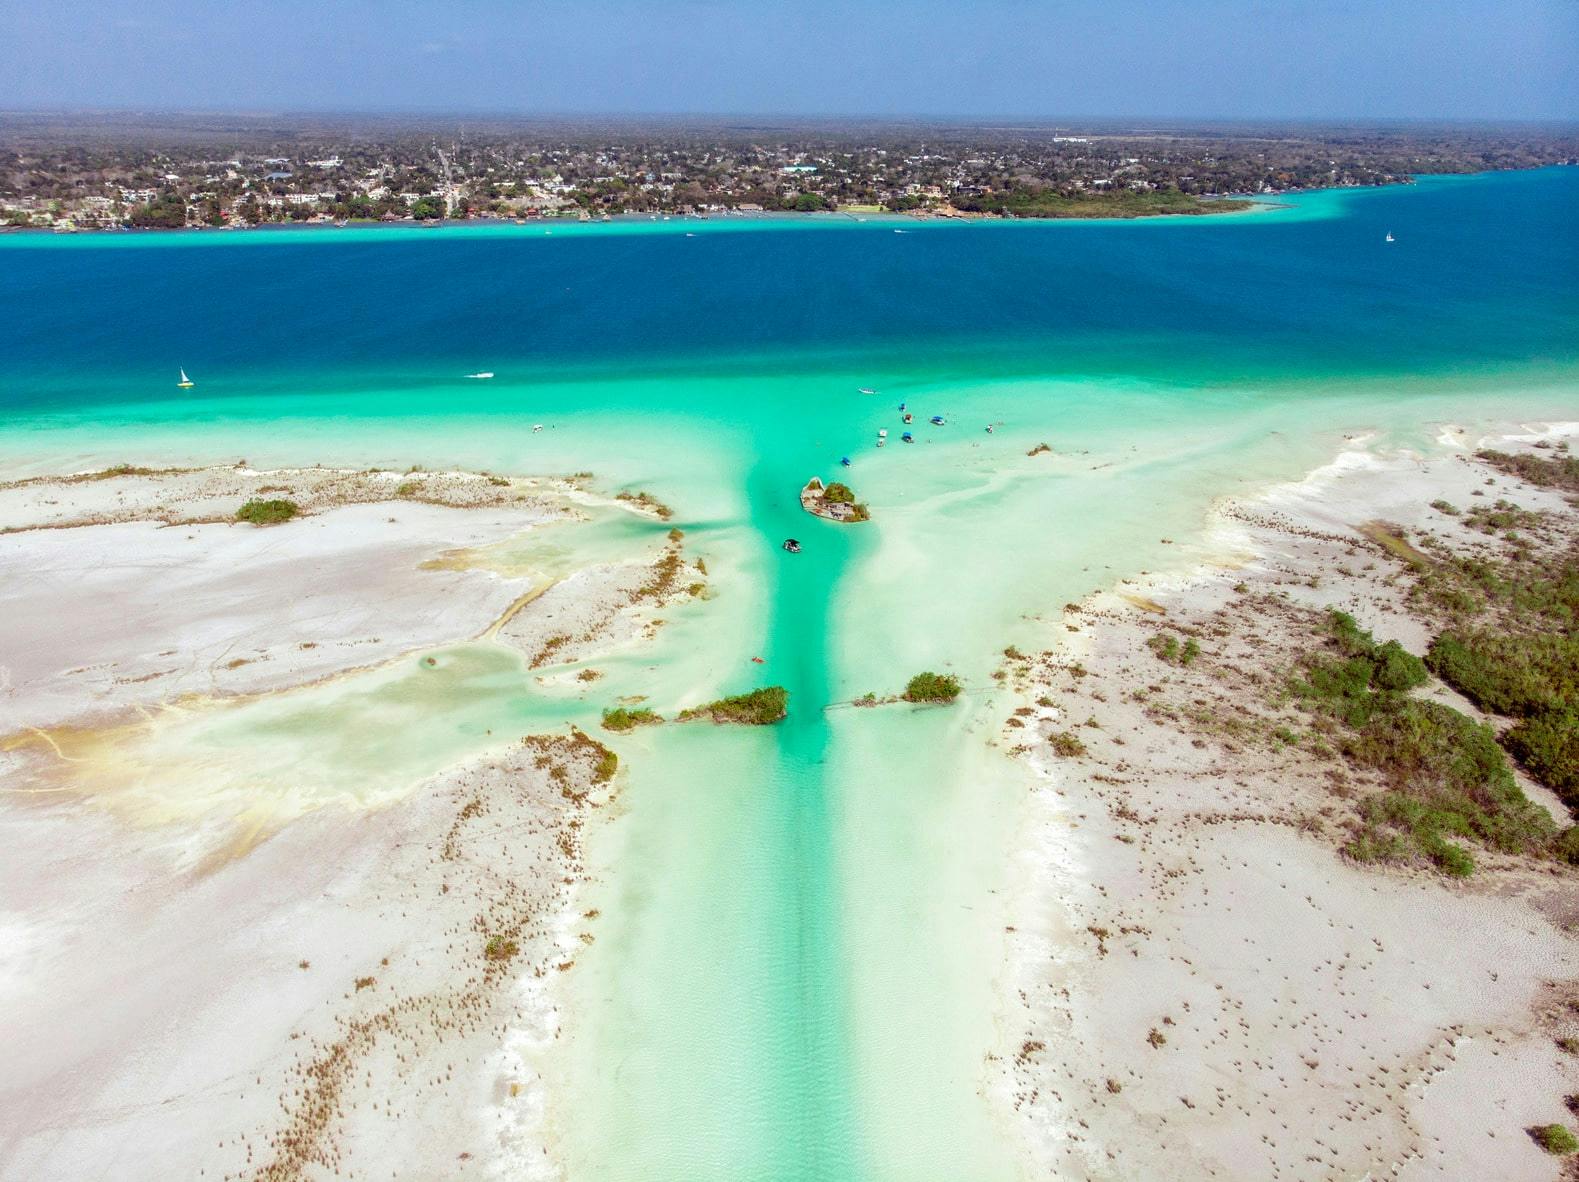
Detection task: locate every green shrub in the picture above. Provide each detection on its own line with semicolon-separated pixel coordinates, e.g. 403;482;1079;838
1427;631;1579;718
1294;613;1427;714
1504;709;1579;808
601;706;662;733
1147;634;1201;665
235;498;298;525
1529;1123;1579;1155
902;672;962;703
1426;837;1476;878
679;686;789;724
823;481;856;504
1370;640;1429;692
1554;826;1579;866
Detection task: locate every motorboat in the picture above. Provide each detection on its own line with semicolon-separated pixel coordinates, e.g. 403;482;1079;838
929;415;946;426
782;538;801;553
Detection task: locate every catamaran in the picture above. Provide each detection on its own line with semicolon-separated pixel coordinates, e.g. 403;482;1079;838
177;368;194;389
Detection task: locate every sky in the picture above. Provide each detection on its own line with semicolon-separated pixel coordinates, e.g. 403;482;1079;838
2;0;1576;120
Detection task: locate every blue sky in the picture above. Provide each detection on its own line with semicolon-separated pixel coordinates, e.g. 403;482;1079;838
3;0;1575;119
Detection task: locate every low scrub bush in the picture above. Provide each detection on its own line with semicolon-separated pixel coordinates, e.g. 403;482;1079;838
1529;1123;1579;1155
1296;612;1551;874
235;498;298;525
1504;709;1579;809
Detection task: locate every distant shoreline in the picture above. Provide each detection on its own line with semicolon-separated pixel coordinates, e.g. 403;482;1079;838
0;195;1281;243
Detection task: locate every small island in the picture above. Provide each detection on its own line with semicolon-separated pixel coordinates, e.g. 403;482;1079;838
601;706;663;733
800;477;870;523
902;671;962;703
852;671;963;707
677;686;789;724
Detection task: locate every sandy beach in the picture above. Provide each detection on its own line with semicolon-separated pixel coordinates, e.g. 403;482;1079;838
998;425;1579;1180
0;464;692;1180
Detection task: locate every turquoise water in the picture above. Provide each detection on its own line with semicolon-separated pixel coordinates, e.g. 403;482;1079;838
2;168;1577;1180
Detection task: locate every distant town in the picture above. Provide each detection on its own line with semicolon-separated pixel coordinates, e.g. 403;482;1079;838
2;113;1575;231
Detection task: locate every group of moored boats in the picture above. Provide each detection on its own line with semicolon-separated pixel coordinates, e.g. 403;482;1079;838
873;399;950;447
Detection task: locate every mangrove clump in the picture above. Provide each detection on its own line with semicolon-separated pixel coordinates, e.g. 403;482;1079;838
678;686;789;725
903;671;962;703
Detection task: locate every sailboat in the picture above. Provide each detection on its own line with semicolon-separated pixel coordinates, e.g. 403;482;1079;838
177;368;194;389
1385;231;1395;243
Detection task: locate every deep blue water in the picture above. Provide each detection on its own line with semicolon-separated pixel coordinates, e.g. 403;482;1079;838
0;168;1575;415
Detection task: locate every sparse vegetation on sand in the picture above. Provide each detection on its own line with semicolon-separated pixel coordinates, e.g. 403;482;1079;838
1291;610;1553;875
483;935;519;962
1147;633;1201;666
678;686;788;724
1477;447;1579;493
1048;730;1088;757
902;671;962;703
616;489;675;520
601;706;662;732
235;498;299;525
522;728;619;791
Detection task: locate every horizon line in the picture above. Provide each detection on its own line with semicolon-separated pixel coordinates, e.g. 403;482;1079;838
2;106;1576;130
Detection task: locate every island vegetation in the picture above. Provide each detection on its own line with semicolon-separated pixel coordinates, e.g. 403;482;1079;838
800;477;870;523
677;686;789;724
601;706;663;733
235;498;299;525
902;672;963;703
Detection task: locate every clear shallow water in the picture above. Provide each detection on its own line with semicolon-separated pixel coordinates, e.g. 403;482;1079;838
1;168;1576;1180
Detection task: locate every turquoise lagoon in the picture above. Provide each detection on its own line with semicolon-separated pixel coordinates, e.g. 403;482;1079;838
1;168;1576;1180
